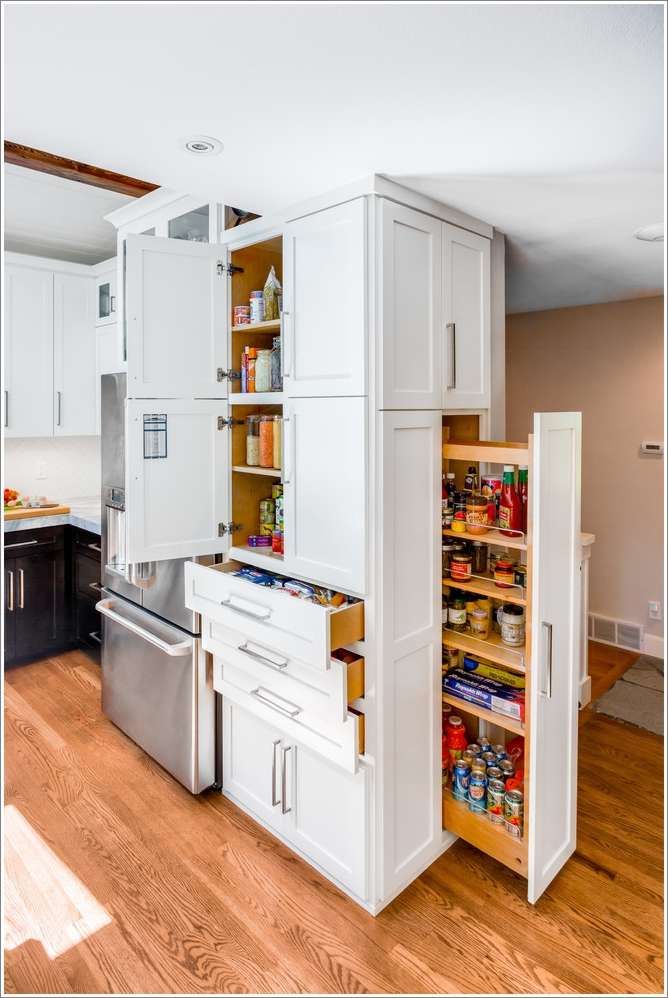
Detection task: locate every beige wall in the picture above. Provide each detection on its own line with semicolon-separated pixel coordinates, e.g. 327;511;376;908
506;296;664;641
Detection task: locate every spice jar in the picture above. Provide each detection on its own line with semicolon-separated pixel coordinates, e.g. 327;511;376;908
255;349;272;393
442;541;457;576
471;541;488;576
259;416;274;467
470;606;490;639
245;416;260;466
465;493;489;535
499;604;526;647
450;552;472;583
448;595;467;632
494;557;515;589
272;415;282;469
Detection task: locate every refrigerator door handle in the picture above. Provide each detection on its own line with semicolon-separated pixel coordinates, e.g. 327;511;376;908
96;597;193;657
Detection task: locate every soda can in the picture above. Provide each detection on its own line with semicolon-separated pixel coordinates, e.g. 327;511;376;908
453;759;471;802
468;770;487;814
482;751;497;767
461;750;477;766
466;743;482;757
471;759;487;775
491;744;507;761
499;759;516;781
271;484;283;500
487;778;506;824
476;735;492;751
486;765;503;783
504;790;524;837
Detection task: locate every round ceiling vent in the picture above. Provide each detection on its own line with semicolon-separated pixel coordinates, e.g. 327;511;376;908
633;223;664;242
183;135;223;156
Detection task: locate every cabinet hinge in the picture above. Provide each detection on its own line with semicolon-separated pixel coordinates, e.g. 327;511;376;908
217;368;242;382
216;261;244;277
217;416;243;429
218;522;242;537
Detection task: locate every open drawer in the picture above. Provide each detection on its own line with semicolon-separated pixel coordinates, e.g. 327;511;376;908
215;655;364;773
202;616;364;724
185;560;364;673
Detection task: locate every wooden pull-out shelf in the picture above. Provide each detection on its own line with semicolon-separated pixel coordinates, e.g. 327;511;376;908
441;693;524;736
443;794;527;877
443;526;527;551
442;629;526;675
443;439;529;466
442;576;526;607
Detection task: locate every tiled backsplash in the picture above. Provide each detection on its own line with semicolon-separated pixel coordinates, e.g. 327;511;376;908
4;436;101;500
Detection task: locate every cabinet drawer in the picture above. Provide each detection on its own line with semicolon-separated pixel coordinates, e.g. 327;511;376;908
186;560;364;673
72;527;102;560
74;551;102;601
215;656;363;773
5;527;64;556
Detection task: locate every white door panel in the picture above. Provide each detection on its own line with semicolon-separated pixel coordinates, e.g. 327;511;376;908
4;265;53;438
283;397;366;593
126;235;227;398
283;200;366;397
54;273;97;436
443;224;490;409
222;699;285;835
528;411;582;903
126;399;230;563
378;201;442;409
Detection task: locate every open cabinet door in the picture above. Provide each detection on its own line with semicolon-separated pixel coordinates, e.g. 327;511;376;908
126;399;231;563
528;411;582;903
126;235;227;398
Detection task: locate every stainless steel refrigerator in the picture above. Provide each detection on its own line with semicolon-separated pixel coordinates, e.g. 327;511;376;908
97;373;216;793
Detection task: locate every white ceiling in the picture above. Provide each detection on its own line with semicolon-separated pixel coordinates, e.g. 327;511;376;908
4;4;664;310
4;165;131;264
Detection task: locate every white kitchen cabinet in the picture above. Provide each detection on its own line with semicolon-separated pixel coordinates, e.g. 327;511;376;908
125;235;227;399
283;199;366;397
443;223;491;409
377;201;443;409
54;273;97;436
222;697;368;898
4;264;54;438
126;398;231;564
95;259;117;327
282;396;367;594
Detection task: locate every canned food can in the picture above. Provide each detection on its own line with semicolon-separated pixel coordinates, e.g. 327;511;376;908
499;759;516;780
271;484;283;500
461;750;477;765
482;751;497;767
491;744;507;761
476;736;492;751
466;743;482;757
453;759;471;801
487;778;506;824
259;499;275;524
504;790;524;837
274;496;284;530
486;766;503;782
468;771;487;814
471;759;487;774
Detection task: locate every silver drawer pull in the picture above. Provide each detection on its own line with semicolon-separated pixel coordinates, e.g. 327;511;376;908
5;539;39;549
89;582;103;592
281;745;292;815
271;738;281;807
221;595;272;622
238;641;288;670
251;686;301;718
88;543;102;553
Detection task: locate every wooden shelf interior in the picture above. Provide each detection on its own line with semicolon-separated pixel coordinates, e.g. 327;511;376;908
230;237;283;393
441;692;525;736
442;794;527;877
442;628;526;675
442;526;527;551
443;439;529;467
231;404;283;543
442;574;526;607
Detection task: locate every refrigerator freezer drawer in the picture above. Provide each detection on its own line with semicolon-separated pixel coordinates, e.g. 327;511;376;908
98;595;215;793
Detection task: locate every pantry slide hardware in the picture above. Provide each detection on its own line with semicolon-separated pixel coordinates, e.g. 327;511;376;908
446;322;456;390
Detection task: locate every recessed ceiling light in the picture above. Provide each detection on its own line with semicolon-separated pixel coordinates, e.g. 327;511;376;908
633;223;664;242
183;135;223;156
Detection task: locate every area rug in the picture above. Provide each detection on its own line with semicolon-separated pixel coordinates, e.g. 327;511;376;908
594;654;664;735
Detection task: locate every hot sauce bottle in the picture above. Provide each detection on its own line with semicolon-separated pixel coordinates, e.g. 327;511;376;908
498;465;523;537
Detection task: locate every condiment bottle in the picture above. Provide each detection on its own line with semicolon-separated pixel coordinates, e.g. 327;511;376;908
498;466;522;537
446;715;468;770
518;465;529;535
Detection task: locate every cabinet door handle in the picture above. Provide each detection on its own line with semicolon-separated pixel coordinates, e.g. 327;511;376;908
282;412;294;485
7;571;14;612
110;295;116;313
3;390;8;428
88;543;102;553
251;686;302;718
446;322;456;390
18;569;25;610
541;621;553;698
89;582;102;592
282;311;291;378
5;539;39;549
88;631;102;645
220;595;272;622
238;641;288;670
281;745;292;814
56;391;62;427
271;738;282;807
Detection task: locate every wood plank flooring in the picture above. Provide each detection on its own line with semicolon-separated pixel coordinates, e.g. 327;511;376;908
4;650;664;995
580;641;640;726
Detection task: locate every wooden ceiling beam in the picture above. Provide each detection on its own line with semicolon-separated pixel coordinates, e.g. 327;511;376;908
4;141;158;198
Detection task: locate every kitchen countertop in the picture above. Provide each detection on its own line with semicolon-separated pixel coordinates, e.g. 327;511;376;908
3;497;101;536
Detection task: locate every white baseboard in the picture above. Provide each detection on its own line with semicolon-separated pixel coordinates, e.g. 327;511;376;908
643;633;664;659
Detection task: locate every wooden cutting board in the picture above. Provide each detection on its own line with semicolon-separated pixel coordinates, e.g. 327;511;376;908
4;504;71;521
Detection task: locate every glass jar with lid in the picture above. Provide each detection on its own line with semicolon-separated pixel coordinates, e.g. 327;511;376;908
255;349;272;393
246;416;260;466
259;416;274;468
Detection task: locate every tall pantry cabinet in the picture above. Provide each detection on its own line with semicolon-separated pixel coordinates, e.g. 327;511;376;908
112;176;581;915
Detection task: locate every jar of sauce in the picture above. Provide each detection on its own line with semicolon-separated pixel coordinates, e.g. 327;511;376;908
471;541;488;575
494;557;515;588
450;552;472;583
465;493;489;535
448;596;467;631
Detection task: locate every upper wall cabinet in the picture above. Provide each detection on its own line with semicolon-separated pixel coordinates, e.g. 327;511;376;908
378;201;443;409
54;274;97;436
95;260;117;326
4;265;54;438
283;199;366;397
125;235;228;399
443;223;491;410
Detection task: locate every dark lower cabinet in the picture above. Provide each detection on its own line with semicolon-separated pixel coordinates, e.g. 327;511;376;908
4;524;102;667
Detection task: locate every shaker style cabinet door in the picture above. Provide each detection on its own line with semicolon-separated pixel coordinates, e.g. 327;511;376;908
125;235;227;399
282;396;366;594
53;273;97;436
443;224;491;410
4;265;54;438
125;398;231;564
222;698;287;836
377;201;443;410
528;411;582;903
283;199;366;397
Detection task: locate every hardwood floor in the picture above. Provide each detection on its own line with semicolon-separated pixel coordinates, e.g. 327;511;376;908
580;640;641;726
4;650;664;995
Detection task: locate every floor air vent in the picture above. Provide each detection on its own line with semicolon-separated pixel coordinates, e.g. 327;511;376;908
590;614;643;651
